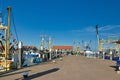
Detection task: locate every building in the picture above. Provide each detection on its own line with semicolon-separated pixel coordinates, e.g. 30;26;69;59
52;46;73;53
52;46;72;50
51;46;73;57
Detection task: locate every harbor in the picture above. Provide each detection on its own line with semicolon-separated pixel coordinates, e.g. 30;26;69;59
0;0;120;80
0;55;120;80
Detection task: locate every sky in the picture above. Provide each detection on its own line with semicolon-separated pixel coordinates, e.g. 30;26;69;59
0;0;120;50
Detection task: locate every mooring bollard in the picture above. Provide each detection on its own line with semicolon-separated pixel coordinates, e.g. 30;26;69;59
22;71;28;78
116;60;120;74
117;66;120;74
60;57;62;60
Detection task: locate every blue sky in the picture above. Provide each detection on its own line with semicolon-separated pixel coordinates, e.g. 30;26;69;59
0;0;120;50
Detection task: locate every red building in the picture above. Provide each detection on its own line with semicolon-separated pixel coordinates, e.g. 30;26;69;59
52;46;73;56
52;46;73;51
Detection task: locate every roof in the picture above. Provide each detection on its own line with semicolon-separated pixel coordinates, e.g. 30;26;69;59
52;46;73;50
23;46;37;49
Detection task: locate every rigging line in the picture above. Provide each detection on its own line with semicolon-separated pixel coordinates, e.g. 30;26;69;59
11;10;19;42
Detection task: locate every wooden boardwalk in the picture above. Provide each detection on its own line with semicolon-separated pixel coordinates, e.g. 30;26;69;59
0;55;120;80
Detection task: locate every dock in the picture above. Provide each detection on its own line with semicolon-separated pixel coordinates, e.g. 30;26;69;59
0;55;120;80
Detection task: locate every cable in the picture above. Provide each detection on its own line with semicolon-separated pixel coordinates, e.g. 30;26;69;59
11;10;19;42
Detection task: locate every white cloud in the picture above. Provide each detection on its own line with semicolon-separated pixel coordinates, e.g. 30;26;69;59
71;30;84;33
99;25;120;31
71;26;96;33
85;26;96;32
72;25;120;33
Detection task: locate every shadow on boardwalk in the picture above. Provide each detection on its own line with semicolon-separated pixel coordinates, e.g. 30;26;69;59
0;70;31;77
15;68;60;80
110;65;120;71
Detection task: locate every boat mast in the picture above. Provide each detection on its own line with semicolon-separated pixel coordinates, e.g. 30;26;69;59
40;35;45;50
7;6;11;59
48;37;52;51
0;6;11;71
96;25;99;51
